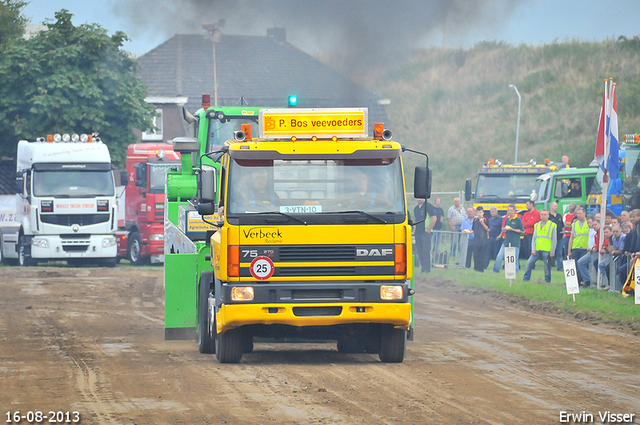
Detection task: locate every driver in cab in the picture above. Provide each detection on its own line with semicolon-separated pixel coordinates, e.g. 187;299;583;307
243;169;280;209
342;171;389;210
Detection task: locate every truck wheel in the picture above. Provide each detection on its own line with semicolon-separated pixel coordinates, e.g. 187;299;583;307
378;325;406;363
216;328;243;363
18;235;35;267
197;272;215;354
127;231;143;265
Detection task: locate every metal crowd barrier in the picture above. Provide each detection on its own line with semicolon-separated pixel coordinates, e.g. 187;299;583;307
588;253;626;293
429;231;468;268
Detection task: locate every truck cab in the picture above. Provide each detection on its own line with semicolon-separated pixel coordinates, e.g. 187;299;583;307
534;168;600;214
12;134;117;266
466;159;560;215
117;143;180;264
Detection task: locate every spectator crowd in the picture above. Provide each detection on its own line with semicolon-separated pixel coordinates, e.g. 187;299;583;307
412;197;640;294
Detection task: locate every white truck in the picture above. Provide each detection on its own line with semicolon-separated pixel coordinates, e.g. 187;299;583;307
2;133;118;266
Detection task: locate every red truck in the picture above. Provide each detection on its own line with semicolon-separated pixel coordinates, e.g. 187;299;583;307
117;143;180;265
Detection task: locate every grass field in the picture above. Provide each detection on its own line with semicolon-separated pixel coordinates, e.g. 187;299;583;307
424;260;640;324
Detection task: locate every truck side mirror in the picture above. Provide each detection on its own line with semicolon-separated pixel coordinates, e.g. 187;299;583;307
199;168;217;204
197;202;216;216
120;170;128;187
15;173;23;194
464;179;472;202
134;162;147;189
414;166;431;199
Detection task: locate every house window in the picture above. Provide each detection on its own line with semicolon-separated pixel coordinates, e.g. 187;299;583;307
142;109;163;141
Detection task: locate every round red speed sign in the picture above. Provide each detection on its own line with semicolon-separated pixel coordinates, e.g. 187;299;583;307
250;256;275;280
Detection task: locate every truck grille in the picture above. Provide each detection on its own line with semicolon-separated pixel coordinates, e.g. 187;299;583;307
239;244;396;278
278;246;356;262
41;214;109;226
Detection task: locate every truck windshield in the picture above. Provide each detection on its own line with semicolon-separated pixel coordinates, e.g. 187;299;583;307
227;158;405;216
536;179;550;203
149;163;181;193
475;174;540;202
33;170;114;197
207;119;258;152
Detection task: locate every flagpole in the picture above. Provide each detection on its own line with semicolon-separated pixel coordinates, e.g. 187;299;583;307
598;79;612;290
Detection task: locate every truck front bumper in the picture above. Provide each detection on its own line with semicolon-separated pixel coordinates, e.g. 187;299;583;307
30;234;117;259
216;302;411;334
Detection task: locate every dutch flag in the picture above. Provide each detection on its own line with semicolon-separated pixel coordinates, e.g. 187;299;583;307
595;80;620;176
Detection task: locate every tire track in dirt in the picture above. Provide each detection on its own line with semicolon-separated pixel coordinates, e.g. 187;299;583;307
38;312;121;425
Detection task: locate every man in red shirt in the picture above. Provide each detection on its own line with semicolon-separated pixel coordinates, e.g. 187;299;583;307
521;200;540;261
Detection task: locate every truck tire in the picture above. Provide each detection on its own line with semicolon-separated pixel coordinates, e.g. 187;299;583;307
197;272;215;354
378;325;406;363
216;328;243;363
127;231;144;265
18;235;35;267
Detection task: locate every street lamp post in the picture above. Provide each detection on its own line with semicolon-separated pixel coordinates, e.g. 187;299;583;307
509;84;521;163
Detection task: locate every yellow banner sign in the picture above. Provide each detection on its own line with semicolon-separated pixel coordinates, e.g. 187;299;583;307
260;108;368;139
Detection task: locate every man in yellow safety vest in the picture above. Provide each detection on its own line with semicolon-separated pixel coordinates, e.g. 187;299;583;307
523;209;557;283
567;206;589;284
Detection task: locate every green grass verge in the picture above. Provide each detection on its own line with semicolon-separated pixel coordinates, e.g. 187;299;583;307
424;261;640;324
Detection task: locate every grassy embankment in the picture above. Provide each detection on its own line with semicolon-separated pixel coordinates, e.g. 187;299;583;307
372;39;640;193
424;260;640;323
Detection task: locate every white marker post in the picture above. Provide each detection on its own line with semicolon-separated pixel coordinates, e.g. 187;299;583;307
635;262;640;305
563;259;580;302
505;246;517;286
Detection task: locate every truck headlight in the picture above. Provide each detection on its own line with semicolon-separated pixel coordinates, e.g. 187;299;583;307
380;285;403;300
231;286;254;301
32;238;49;248
149;233;164;241
102;236;117;247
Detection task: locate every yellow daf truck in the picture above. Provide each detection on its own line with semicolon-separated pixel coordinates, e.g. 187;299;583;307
184;108;430;363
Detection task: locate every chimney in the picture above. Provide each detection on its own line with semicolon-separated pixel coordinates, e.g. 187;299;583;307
267;27;286;43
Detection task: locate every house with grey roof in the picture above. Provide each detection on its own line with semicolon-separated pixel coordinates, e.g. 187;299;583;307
136;28;388;142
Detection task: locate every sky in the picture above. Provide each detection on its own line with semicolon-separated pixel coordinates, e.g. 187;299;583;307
21;0;640;58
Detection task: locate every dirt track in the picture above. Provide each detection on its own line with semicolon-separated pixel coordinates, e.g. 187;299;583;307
1;266;639;424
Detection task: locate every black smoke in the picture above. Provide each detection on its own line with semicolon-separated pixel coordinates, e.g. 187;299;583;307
113;0;526;77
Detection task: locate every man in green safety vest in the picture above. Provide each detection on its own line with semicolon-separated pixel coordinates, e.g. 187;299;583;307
567;206;589;284
523;209;557;283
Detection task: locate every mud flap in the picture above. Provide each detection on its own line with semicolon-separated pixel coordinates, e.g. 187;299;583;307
407;326;414;341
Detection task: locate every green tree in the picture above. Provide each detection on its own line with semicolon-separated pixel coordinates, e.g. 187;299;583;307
0;9;155;165
0;0;27;49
